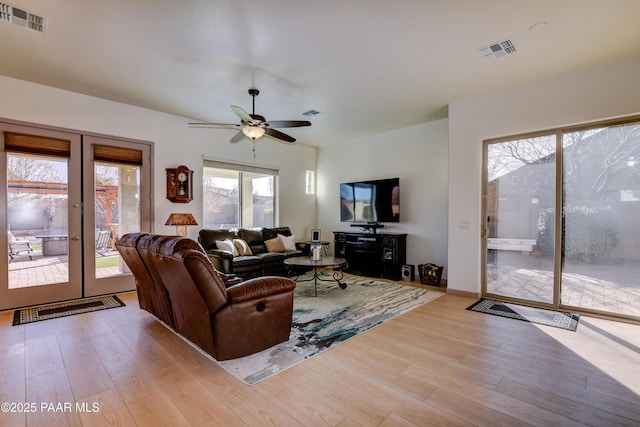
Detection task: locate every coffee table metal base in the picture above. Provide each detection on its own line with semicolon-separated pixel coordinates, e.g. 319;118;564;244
284;257;348;297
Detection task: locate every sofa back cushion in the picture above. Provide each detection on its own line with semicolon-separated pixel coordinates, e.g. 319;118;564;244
238;228;267;254
262;227;292;241
198;229;237;251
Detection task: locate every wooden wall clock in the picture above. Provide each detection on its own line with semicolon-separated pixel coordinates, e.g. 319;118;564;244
166;165;193;203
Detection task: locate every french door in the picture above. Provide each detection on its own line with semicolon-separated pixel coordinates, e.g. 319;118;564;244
482;118;640;321
1;121;152;310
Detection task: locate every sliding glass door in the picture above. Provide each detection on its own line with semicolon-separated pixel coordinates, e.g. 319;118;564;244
483;133;558;305
483;118;640;320
560;123;640;316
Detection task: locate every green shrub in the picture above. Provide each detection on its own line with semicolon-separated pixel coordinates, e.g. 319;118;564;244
537;206;618;262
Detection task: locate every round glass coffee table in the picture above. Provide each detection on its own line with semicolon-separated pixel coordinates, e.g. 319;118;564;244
284;256;348;297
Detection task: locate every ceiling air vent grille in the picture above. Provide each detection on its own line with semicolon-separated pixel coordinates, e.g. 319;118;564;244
478;39;516;60
0;2;46;33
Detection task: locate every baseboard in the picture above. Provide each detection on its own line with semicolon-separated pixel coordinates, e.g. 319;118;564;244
446;288;481;298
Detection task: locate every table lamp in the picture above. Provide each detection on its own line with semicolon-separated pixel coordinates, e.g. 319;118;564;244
165;213;198;236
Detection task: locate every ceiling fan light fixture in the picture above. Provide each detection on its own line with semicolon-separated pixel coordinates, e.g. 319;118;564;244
242;125;265;140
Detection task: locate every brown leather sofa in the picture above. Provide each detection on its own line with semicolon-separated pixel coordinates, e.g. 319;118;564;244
116;233;297;360
198;226;303;279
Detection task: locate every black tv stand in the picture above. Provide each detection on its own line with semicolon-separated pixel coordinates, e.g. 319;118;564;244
349;223;385;234
334;231;407;280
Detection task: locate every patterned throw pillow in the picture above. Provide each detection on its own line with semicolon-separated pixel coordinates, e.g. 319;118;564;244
232;239;253;256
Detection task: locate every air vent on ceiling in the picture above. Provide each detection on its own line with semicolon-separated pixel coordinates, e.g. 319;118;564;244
0;2;46;33
477;39;515;60
302;109;323;117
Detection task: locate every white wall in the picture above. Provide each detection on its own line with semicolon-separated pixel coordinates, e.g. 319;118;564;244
317;119;449;275
448;56;640;296
0;75;317;240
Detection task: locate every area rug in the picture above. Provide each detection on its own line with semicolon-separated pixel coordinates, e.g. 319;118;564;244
218;272;444;385
466;298;579;331
12;295;125;326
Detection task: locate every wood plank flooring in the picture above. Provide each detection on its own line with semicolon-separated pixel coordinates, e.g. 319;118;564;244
1;288;639;426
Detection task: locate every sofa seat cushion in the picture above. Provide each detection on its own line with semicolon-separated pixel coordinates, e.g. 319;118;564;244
231;255;262;267
254;252;286;263
282;249;303;258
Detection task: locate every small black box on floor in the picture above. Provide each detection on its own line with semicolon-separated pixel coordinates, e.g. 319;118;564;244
401;264;414;282
418;263;444;286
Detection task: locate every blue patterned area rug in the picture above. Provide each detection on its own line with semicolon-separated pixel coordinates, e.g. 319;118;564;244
218;272;444;385
467;298;580;331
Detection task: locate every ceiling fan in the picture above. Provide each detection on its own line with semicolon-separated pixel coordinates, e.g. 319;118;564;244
189;88;311;145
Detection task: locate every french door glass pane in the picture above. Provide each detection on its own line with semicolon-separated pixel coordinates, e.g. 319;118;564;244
94;162;140;278
486;135;556;303
7;153;69;288
561;124;640;317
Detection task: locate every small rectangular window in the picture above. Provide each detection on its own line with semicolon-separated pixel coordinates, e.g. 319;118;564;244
306;170;315;195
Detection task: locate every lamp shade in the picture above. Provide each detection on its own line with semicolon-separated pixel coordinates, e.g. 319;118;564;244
165;213;198;226
242;125;266;140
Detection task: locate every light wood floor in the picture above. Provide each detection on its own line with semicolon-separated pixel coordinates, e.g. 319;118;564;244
1;288;639;426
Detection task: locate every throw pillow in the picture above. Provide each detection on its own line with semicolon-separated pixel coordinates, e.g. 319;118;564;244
265;236;286;253
278;233;296;251
215;239;239;256
232;239;253;256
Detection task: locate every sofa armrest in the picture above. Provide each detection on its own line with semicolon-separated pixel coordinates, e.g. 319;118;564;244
204;248;234;260
226;276;296;304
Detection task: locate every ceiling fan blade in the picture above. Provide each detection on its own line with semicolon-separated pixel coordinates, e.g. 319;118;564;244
264;128;296;144
264;120;311;128
230;131;245;143
188;122;241;129
230;105;253;123
250;113;266;122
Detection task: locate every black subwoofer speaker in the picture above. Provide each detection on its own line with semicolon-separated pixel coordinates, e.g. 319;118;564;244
401;264;415;282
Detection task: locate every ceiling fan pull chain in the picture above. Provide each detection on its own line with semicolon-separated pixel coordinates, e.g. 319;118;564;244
252;141;256;159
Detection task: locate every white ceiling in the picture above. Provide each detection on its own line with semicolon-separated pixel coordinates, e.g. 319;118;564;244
1;0;640;147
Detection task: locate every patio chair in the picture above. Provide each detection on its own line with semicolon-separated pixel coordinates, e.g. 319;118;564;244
8;231;33;262
95;229;112;255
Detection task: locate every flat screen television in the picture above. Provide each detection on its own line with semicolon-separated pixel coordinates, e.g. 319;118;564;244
340;178;400;223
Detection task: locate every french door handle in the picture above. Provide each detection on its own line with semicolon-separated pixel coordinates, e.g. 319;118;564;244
71;236;80;241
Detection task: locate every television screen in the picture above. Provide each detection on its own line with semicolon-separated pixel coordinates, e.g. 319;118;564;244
340;178;399;223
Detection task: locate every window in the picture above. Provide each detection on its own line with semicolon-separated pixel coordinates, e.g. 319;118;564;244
305;170;315;195
203;159;278;229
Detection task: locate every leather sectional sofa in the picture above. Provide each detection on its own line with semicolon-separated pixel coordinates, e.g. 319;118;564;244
198;227;303;279
116;233;297;360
